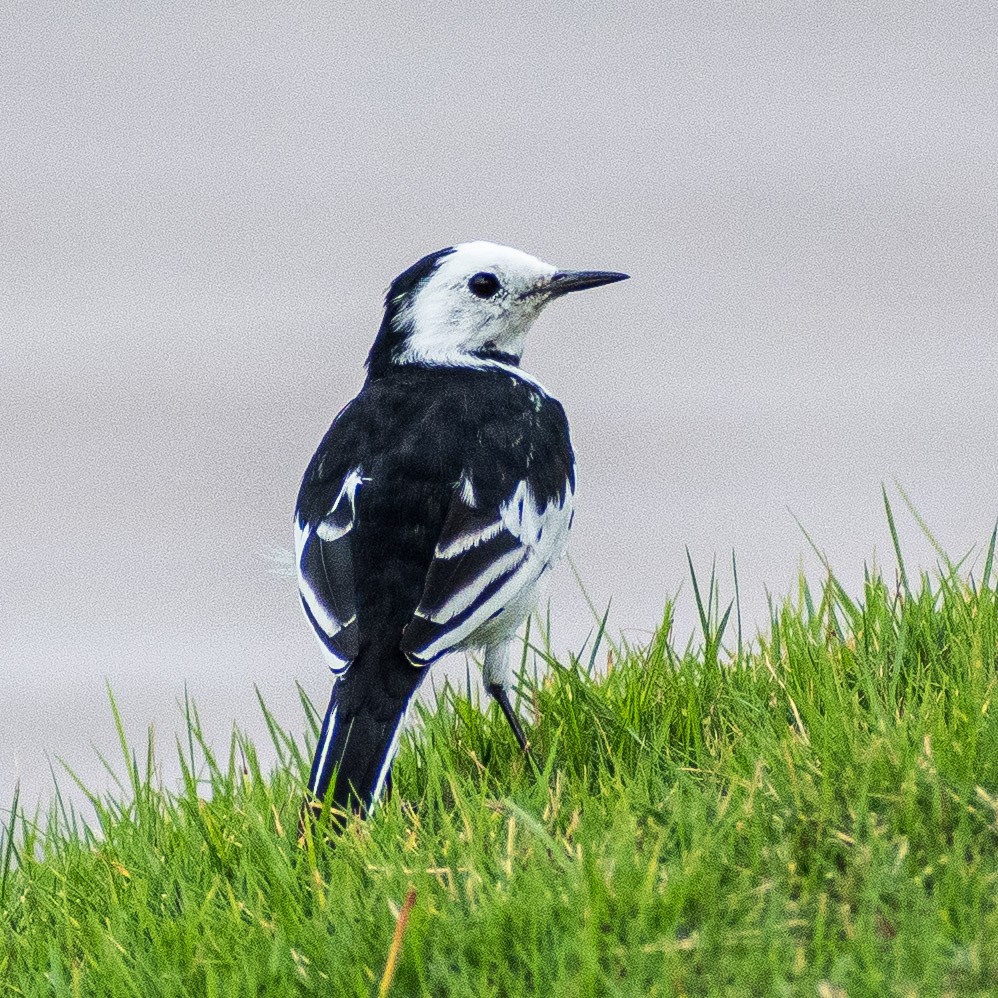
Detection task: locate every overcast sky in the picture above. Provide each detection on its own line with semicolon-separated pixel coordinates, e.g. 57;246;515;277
3;2;997;812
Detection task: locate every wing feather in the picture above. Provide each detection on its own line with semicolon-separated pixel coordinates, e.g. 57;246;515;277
295;468;363;673
401;474;573;666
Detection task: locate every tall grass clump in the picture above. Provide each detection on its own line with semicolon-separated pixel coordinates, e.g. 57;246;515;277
2;504;998;995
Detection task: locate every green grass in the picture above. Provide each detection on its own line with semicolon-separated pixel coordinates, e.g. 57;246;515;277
4;511;998;995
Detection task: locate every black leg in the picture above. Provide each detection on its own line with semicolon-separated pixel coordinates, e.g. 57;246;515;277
487;682;530;755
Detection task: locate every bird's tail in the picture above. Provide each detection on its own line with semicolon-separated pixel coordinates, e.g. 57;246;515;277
305;683;408;820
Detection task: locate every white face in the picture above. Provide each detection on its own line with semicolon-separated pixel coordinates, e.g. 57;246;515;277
393;241;559;366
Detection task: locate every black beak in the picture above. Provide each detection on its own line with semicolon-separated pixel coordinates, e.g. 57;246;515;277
546;269;629;297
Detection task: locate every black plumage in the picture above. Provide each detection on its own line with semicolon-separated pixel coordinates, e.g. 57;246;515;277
296;364;574;812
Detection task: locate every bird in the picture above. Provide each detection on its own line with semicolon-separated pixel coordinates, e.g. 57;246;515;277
294;240;628;820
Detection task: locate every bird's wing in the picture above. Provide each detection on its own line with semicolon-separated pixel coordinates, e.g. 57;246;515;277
401;474;574;666
295;468;363;673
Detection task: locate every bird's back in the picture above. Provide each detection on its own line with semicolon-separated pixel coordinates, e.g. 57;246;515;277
297;363;574;650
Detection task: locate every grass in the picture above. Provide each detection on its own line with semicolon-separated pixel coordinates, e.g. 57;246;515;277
3;503;998;995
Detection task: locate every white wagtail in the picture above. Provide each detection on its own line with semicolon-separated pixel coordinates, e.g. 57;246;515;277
294;241;628;817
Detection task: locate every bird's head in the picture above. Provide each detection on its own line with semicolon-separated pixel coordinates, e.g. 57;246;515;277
365;241;628;375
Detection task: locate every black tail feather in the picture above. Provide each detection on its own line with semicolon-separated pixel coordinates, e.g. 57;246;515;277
305;685;406;818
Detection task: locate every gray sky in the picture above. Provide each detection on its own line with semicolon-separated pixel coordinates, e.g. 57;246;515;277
3;3;997;812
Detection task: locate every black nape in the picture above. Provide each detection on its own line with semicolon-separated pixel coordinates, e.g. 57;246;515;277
472;345;520;366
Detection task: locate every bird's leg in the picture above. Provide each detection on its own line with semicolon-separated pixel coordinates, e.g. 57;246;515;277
487;681;530;754
483;641;532;756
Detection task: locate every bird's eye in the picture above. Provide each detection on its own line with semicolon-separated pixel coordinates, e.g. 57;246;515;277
468;272;501;299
